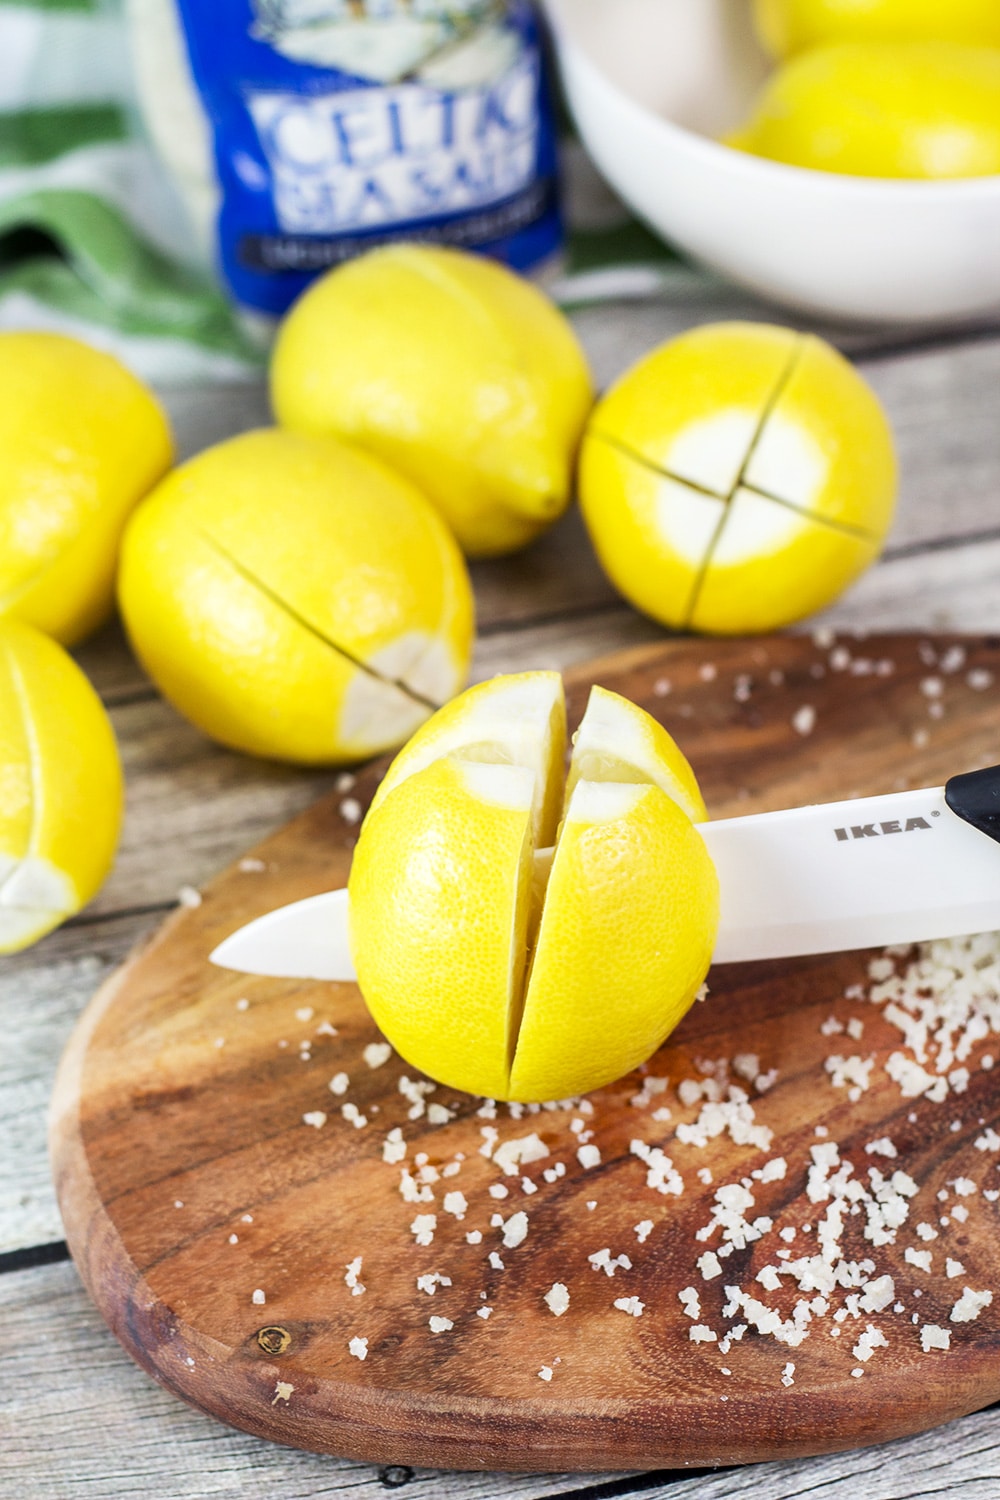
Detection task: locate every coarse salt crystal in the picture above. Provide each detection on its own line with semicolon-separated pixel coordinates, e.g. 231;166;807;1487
634;1220;654;1244
615;1296;645;1317
792;705;816;737
538;1366;553;1381
302;1111;327;1129
363;1042;392;1069
177;885;201;908
349;1336;368;1361
429;1316;454;1333
951;1287;993;1322
577;1144;602;1170
545;1283;570;1316
689;1325;717;1343
252;1289;266;1305
410;1214;436;1246
698;1252;722;1281
921;1325;951;1352
329;1072;349;1096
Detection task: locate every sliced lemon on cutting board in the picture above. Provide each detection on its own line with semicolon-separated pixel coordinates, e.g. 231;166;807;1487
579;322;897;635
348;673;718;1101
118;428;475;765
0;618;123;953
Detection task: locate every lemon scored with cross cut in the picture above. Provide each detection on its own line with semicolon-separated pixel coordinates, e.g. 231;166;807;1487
578;322;897;635
348;671;719;1102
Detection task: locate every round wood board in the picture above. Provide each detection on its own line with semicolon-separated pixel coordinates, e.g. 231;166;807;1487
51;633;1000;1473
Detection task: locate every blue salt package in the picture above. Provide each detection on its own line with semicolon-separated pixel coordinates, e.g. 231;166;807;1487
131;0;562;315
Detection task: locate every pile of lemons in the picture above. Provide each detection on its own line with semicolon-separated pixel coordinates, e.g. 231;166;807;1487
732;0;1000;178
0;240;898;1091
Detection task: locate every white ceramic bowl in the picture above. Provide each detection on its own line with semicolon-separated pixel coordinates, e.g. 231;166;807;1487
545;0;1000;325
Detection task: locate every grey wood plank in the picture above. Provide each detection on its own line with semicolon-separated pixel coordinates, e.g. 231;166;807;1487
0;914;161;1255
815;536;1000;635
5;1262;1000;1500
0;1262;612;1500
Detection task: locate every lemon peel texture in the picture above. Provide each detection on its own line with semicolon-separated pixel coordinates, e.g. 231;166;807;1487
348;673;719;1101
118;428;475;764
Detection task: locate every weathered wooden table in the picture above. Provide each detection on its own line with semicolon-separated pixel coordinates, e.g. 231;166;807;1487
4;281;1000;1499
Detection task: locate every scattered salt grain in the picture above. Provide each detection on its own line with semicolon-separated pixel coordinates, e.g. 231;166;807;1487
348;1337;368;1361
615;1297;645;1317
345;1257;365;1296
363;1042;392;1069
792;705;816;737
429;1316;454;1333
416;1272;452;1296
921;1325;951;1352
328;1072;349;1096
538;1366;553;1381
545;1283;570;1317
410;1214;436;1246
634;1220;654;1244
177;885;201;908
302;1111;327;1129
252;1289;266;1306
951;1287;993;1323
577;1144;602;1170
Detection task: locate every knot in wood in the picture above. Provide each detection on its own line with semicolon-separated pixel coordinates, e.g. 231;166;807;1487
256;1326;291;1356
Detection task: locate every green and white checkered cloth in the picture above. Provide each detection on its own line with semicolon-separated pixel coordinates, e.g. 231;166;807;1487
0;0;693;384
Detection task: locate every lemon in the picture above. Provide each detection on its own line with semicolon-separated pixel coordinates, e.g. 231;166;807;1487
0;618;123;953
118;428;474;765
579;322;896;635
0;332;173;647
270;245;593;558
729;44;1000;179
348;673;718;1101
754;0;1000;59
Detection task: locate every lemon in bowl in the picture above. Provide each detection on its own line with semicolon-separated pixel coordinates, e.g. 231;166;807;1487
544;0;1000;323
348;671;718;1102
578;321;896;635
270;245;593;558
753;0;1000;57
0;618;123;953
0;332;173;647
729;42;1000;179
118;428;475;765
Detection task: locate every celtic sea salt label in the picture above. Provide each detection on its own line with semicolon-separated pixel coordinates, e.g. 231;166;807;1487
127;0;561;314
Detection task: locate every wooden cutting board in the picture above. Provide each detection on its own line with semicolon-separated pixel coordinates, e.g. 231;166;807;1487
51;632;1000;1474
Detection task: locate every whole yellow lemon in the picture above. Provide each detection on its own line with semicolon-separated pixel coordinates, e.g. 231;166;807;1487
729;43;1000;179
754;0;1000;58
0;618;123;953
348;672;717;1102
0;332;173;646
270;245;593;558
118;429;474;765
578;322;896;635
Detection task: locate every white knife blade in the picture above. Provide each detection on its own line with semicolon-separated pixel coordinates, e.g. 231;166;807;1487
208;778;1000;982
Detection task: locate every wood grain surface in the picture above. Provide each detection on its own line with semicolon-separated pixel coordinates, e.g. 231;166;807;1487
50;632;1000;1474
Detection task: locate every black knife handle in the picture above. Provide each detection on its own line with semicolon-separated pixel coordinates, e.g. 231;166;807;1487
944;765;1000;847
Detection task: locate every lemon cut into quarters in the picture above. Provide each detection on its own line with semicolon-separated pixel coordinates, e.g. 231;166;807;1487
348;672;719;1102
0;619;123;953
579;323;897;636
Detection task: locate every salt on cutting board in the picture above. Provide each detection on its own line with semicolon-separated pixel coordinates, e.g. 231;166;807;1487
49;632;1000;1472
